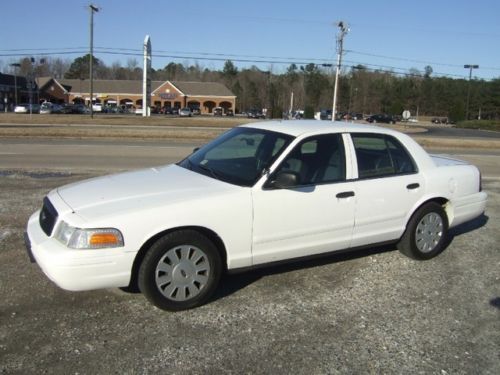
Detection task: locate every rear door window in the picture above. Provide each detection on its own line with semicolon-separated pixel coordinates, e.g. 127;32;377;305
351;133;416;179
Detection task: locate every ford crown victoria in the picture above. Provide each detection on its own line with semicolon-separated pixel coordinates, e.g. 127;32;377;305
25;121;487;311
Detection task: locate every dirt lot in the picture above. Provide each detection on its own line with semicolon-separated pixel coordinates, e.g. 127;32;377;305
0;170;499;373
0;119;499;373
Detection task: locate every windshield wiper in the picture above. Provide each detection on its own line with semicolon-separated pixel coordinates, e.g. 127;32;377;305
185;158;195;170
198;164;221;180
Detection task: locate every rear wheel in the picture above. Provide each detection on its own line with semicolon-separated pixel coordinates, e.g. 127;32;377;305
398;202;449;260
138;230;222;311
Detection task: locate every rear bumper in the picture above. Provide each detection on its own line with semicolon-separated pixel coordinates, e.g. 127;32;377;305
26;211;135;291
449;191;488;228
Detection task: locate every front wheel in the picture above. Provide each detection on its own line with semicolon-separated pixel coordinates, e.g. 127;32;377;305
138;230;222;311
398;202;449;260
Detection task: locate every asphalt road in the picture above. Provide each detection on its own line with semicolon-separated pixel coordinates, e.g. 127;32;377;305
0;139;197;172
0;137;499;374
1;138;499;178
422;125;500;139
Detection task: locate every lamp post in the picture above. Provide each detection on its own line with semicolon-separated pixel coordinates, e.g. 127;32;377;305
10;63;21;107
464;64;479;120
89;4;99;118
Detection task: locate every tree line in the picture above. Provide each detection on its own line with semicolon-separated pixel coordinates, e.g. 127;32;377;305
2;55;499;121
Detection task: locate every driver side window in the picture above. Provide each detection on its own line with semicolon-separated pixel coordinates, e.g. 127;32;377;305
273;134;346;186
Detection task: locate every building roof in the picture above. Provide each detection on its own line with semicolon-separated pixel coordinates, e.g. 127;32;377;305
170;81;235;97
38;78;235;97
54;79;165;94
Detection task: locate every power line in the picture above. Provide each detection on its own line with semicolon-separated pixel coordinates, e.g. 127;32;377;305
346;49;500;72
342;60;466;79
0;48;493;80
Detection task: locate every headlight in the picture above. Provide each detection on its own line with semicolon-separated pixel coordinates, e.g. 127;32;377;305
54;221;124;249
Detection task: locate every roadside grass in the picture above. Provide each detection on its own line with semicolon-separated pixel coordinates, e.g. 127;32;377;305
0;113;252;128
413;136;500;149
1;113;499;149
456;120;500;132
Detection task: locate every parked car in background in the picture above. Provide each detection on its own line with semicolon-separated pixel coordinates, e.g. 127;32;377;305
60;104;74;114
26;120;487;311
72;104;90;114
247;108;265;119
40;102;53;114
191;107;201;115
179;107;193;117
225;109;234;116
213;107;223;116
320;109;333;120
431;117;449;124
171;107;180;115
92;103;103;112
14;104;40;114
366;114;396;124
40;102;62;114
14;104;28;113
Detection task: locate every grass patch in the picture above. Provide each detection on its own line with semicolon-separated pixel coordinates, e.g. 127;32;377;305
0;113;254;128
456;120;500;132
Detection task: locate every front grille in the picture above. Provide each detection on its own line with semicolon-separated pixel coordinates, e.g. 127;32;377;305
39;197;58;236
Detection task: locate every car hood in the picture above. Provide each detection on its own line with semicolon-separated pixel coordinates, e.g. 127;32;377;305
56;164;233;219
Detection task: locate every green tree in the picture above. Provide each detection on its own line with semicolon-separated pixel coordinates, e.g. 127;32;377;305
222;60;238;79
64;54;101;79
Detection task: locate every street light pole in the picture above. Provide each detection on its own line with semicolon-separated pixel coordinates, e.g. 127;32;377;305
464;64;479;120
332;21;349;122
89;4;99;119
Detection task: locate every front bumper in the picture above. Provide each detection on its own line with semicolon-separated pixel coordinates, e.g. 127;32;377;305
26;211;135;291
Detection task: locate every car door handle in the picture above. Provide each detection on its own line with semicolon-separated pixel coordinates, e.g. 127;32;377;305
407;183;420;190
336;191;355;198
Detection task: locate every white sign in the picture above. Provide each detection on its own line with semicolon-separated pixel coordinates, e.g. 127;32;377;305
402;110;411;120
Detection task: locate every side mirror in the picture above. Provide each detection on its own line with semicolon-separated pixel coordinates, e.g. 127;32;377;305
269;171;298;189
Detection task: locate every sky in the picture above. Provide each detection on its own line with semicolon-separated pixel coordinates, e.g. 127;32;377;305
1;0;499;80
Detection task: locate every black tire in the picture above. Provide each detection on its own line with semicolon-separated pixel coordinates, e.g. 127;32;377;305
397;202;449;260
138;230;222;311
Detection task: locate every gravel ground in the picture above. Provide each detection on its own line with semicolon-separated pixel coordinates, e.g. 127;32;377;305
0;171;499;374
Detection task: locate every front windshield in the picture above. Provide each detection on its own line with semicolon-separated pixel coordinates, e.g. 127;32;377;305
178;127;293;187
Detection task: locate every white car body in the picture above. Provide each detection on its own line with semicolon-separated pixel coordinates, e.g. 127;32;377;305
92;103;103;112
26;121;487;304
14;105;29;113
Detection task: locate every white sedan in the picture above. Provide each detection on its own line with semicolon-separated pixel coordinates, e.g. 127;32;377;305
25;121;487;311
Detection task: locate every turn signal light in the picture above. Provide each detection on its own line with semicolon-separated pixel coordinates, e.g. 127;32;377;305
90;233;121;246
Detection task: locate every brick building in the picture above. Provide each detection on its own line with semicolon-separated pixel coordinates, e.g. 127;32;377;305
37;78;236;114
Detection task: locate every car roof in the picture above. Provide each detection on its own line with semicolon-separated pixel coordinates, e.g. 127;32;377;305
241;120;400;138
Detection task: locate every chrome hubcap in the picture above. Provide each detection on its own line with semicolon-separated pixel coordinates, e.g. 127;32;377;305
155;245;210;301
415;212;443;253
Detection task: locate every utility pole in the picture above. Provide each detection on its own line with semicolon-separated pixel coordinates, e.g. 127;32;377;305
464;64;478;121
89;4;99;118
332;21;349;122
